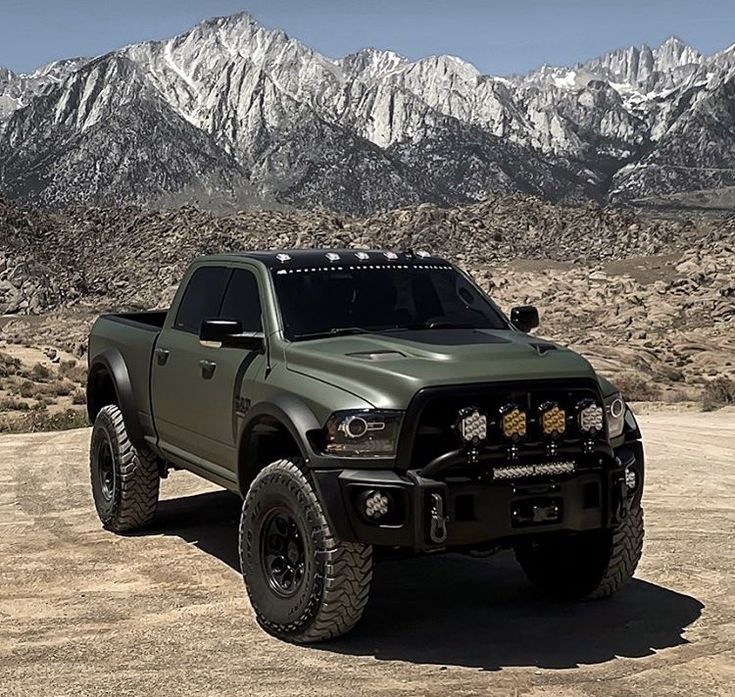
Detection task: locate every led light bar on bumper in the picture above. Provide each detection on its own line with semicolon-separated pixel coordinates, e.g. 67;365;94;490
493;460;575;481
323;410;403;457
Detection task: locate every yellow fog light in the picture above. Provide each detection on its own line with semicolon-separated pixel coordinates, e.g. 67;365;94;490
540;402;566;438
500;405;527;441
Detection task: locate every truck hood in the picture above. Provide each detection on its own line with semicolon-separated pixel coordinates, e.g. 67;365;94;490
284;328;599;409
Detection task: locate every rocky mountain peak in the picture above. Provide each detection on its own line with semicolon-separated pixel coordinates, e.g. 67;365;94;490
338;48;408;82
653;35;702;71
1;11;735;214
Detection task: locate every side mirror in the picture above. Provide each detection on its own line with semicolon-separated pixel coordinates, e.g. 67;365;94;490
199;319;265;352
510;305;539;333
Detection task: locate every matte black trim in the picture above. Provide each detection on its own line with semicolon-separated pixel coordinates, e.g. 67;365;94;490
87;348;146;448
311;443;642;549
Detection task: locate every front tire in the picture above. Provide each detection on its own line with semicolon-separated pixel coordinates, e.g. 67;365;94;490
514;505;644;600
90;405;160;532
240;458;373;643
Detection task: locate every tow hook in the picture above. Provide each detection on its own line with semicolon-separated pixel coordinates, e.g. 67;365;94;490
428;493;448;544
613;473;629;523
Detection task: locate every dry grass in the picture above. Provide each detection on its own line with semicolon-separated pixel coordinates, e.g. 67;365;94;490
702;377;735;412
612;374;662;402
0;407;89;433
58;360;87;385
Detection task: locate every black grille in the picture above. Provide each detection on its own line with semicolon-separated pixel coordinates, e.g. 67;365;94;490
397;379;606;471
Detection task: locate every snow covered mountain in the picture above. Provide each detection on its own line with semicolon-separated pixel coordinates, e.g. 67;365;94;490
1;12;735;212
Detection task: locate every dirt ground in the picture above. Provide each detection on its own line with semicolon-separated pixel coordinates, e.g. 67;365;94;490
1;411;733;697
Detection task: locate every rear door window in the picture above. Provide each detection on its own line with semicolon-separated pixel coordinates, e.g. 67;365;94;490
174;266;231;333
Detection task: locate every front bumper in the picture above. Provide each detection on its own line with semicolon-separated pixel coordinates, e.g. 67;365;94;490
312;441;644;551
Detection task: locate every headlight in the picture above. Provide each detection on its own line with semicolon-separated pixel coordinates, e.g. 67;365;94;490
323;410;403;457
605;393;626;439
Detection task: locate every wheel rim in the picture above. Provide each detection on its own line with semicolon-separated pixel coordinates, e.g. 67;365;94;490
96;435;116;502
260;508;306;598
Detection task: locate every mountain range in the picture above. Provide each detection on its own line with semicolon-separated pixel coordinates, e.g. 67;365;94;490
2;13;735;214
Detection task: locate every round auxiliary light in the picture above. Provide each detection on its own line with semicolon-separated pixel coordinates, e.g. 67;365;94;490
500;404;527;442
609;397;625;419
539;401;566;439
456;407;488;445
342;415;369;439
362;490;391;520
577;399;604;435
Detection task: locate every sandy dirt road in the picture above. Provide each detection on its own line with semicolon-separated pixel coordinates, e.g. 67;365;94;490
1;411;733;697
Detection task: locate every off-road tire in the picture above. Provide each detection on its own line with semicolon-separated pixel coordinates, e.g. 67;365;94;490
240;458;373;643
514;504;644;600
90;404;160;532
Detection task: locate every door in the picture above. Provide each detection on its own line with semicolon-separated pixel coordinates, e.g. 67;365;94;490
152;265;266;477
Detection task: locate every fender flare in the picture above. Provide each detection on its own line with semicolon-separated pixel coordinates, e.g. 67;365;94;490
86;348;145;448
237;393;323;487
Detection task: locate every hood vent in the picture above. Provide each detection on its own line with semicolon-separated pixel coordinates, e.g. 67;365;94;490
529;342;557;355
347;350;406;361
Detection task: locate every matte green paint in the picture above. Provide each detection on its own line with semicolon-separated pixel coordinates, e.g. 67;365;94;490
89;254;619;485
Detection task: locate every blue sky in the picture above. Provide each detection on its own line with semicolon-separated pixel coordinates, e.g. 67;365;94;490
2;0;735;75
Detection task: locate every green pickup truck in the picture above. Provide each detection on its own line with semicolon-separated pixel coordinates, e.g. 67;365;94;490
87;249;644;643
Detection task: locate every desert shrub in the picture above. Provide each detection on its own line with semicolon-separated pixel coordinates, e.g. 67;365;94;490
0;397;30;412
0;352;21;378
72;389;87;405
50;380;74;397
0;408;89;433
19;380;38;398
702;377;735;411
59;360;87;385
28;363;53;382
613;374;662;401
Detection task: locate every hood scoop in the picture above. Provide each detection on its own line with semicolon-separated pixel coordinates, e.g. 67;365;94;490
346;350;407;361
528;342;558;355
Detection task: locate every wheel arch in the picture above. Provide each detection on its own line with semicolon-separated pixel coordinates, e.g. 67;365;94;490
237;395;322;497
86;349;145;448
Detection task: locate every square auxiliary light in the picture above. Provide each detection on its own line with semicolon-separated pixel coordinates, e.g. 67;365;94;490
577;400;604;435
457;408;487;445
540;402;566;438
500;405;527;442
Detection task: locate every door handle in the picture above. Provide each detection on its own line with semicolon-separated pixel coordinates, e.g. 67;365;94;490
199;359;217;379
155;348;170;366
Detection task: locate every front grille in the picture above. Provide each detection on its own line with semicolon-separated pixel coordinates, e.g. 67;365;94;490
399;379;606;472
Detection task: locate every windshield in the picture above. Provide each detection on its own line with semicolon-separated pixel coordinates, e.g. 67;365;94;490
271;263;508;340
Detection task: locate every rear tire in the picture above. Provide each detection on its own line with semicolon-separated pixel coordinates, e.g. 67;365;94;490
514;505;644;600
90;405;160;532
240;458;373;643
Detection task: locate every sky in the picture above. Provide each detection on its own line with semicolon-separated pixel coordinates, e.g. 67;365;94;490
2;0;735;75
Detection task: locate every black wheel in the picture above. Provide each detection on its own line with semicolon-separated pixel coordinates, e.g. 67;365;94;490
90;404;160;532
514;505;644;600
240;458;373;643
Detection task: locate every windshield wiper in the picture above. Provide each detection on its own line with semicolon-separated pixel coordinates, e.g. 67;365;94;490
414;321;483;330
292;326;376;340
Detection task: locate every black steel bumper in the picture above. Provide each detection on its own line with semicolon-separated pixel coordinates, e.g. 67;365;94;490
312;441;644;551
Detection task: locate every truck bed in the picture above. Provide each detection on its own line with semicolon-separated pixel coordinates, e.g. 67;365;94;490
88;310;171;445
99;310;169;331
